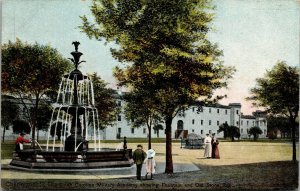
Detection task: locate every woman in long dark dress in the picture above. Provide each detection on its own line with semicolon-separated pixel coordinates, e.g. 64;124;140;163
211;133;220;159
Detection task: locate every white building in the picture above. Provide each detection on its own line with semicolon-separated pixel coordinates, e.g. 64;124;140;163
102;100;268;140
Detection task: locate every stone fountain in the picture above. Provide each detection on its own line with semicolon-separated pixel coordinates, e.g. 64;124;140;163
9;42;133;170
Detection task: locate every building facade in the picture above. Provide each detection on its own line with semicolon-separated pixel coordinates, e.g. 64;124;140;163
102;100;268;140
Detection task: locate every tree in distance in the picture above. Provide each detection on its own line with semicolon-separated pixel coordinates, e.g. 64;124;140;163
2;39;72;148
247;61;299;162
248;126;263;140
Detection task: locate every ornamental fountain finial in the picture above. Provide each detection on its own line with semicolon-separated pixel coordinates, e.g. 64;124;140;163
69;41;85;70
72;41;80;52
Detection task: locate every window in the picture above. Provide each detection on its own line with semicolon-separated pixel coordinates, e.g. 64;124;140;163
118;115;121;121
241;121;243;125
217;121;219;126
131;128;134;134
209;108;211;113
117;101;121;106
192;119;195;124
201;130;203;134
247;121;249;126
143;128;146;134
192;129;194;133
201;120;203;125
225;110;228;115
217;109;219;113
209;130;211;134
192;107;195;112
264;129;267;134
236;110;239;114
241;129;243;133
209;120;211;125
236;121;239;125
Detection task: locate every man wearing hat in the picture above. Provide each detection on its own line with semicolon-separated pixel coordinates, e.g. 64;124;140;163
15;132;31;152
133;144;147;180
203;134;212;158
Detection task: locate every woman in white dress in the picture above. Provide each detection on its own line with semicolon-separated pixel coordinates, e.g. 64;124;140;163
145;149;156;179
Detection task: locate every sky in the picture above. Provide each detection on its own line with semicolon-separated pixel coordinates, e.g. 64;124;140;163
2;0;299;115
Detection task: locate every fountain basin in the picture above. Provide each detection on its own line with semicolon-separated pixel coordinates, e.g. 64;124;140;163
9;149;133;170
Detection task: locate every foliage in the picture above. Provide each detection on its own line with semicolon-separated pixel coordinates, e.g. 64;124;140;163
123;89;162;149
267;115;291;139
153;124;164;138
80;0;235;173
218;122;240;141
1;99;20;142
12;119;31;134
89;73;119;129
247;61;299;161
248;126;263;140
1;39;72;147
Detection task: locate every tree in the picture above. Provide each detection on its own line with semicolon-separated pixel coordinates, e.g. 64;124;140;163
267;115;290;139
153;124;164;138
80;0;234;173
2;39;72;148
218;122;240;141
247;61;299;162
248;126;263;140
89;73;119;129
123;89;162;149
1;99;20;142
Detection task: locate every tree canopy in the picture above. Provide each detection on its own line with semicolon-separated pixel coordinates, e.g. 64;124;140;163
247;61;299;161
218;122;240;141
2;39;72;147
80;0;234;173
248;126;262;140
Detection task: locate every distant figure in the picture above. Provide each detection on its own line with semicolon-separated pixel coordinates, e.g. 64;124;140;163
145;149;156;180
15;132;31;152
133;144;146;180
203;134;212;158
211;133;220;159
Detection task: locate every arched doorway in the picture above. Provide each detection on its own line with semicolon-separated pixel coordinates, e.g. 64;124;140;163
175;120;184;139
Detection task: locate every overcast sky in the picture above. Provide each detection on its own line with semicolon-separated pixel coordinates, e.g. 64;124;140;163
2;0;299;115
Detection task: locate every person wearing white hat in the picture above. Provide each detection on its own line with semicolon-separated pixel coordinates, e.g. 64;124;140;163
145;149;156;179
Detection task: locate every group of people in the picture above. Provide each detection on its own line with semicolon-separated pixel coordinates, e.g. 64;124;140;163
203;133;220;159
132;145;156;180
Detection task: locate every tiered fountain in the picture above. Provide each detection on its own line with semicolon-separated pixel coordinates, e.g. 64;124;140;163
9;42;133;170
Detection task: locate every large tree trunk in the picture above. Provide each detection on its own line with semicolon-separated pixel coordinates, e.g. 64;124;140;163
165;116;173;173
2;127;6;143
